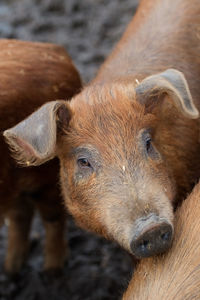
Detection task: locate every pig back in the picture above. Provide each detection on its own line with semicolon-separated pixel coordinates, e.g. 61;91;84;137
0;39;81;130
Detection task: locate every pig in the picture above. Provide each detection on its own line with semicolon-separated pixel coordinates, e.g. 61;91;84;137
0;39;81;273
123;181;200;300
4;0;200;260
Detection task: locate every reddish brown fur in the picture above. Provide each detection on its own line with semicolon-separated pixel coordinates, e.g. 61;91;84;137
58;85;175;250
4;0;200;258
123;181;200;300
95;0;200;200
0;39;81;273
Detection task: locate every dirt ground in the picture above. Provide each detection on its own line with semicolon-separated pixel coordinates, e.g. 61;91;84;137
0;1;139;299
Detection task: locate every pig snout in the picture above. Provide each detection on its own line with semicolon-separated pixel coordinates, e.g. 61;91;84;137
130;214;173;258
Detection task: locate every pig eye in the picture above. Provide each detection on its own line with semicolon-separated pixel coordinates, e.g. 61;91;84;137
143;133;161;160
145;137;152;153
77;158;92;169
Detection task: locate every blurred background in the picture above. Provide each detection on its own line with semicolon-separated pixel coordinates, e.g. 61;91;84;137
0;1;139;299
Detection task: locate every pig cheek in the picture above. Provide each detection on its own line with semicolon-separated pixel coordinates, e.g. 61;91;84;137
59;161;83;220
160;161;176;202
62;172;108;236
158;165;176;202
59;158;92;226
150;160;176;205
75;194;108;236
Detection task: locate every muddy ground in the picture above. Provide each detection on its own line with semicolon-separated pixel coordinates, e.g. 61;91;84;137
0;1;139;299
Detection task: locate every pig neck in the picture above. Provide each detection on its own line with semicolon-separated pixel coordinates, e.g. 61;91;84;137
93;0;200;106
91;0;200;203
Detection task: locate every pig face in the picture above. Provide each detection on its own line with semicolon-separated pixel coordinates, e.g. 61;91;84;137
58;89;175;257
4;69;199;258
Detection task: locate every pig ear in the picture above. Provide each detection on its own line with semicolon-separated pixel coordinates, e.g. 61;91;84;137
3;100;72;166
135;69;199;119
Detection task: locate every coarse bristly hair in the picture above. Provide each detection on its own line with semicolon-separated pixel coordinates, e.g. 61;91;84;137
123;180;200;300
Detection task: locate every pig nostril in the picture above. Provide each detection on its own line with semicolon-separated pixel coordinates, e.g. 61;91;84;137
140;240;149;248
143;240;149;247
139;239;151;252
161;231;171;242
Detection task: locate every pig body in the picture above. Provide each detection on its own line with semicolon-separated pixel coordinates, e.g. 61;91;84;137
4;0;200;259
123;181;200;300
0;39;81;273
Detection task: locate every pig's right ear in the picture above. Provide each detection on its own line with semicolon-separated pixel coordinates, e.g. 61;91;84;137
3;100;72;166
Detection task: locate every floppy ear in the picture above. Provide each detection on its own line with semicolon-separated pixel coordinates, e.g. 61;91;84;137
135;69;199;119
3;100;72;166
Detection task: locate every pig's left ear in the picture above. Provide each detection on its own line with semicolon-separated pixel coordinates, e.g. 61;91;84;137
135;69;199;119
3;100;72;166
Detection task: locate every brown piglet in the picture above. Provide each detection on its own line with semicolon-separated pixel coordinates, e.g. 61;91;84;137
123;181;200;300
0;39;81;274
4;0;200;260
